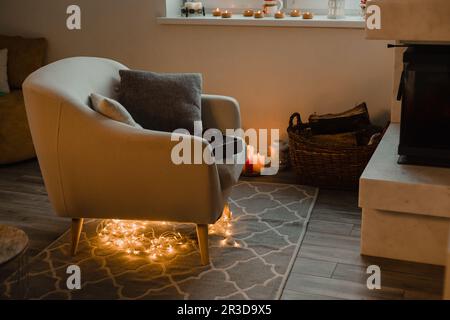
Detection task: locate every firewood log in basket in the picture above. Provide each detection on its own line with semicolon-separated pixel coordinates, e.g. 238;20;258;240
308;103;371;135
287;104;385;189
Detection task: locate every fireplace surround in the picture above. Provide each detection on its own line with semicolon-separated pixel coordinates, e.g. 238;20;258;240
361;0;450;268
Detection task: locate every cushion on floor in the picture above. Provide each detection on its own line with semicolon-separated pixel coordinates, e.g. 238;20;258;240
0;35;47;89
0;90;35;164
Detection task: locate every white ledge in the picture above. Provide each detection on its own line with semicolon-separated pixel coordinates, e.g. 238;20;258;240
359;124;450;218
157;14;365;29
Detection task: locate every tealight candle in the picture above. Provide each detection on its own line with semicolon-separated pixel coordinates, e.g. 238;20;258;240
254;10;264;18
303;11;314;19
212;8;222;17
243;9;254;17
252;155;260;173
274;11;285;19
221;10;232;18
290;9;301;17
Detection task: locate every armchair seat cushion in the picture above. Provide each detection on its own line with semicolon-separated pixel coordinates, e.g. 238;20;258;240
118;70;202;135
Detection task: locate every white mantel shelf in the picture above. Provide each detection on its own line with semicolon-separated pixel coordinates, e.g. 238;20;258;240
157;15;365;29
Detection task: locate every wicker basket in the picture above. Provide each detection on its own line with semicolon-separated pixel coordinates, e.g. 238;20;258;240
287;113;382;189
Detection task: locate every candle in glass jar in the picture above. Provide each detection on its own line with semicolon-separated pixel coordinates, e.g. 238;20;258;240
290;9;301;17
245;145;254;173
212;8;222;16
252;155;260;173
254;10;264;18
259;154;266;169
247;145;255;157
303;11;314;19
243;9;254;17
221;10;232;18
275;11;285;19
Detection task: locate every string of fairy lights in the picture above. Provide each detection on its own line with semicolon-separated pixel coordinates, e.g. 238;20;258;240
96;205;239;260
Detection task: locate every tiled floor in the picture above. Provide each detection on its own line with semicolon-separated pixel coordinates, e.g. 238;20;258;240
0;161;445;299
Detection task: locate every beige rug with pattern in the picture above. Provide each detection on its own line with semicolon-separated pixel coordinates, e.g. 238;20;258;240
1;182;318;300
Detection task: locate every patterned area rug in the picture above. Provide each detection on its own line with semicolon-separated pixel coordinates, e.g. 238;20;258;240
1;182;318;300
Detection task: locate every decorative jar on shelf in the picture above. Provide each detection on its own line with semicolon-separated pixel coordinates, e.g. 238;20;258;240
360;0;367;17
263;0;283;17
327;0;345;19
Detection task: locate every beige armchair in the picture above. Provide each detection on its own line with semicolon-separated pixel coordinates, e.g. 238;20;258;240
22;57;244;265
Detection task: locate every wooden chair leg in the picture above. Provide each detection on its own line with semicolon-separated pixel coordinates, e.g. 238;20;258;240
71;218;84;256
196;224;209;265
223;203;232;220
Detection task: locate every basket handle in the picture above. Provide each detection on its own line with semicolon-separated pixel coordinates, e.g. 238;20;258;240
289;113;303;129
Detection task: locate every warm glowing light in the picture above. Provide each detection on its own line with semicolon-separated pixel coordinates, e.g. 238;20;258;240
97;205;239;260
96;220;195;261
244;145;267;175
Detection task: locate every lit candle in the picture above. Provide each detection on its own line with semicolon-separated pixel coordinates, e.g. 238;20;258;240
244;145;254;174
243;9;254;17
247;145;255;156
259;154;266;170
254;10;264;18
290;9;301;17
303;11;314;19
212;8;222;17
252;154;260;173
275;11;285;19
221;10;232;18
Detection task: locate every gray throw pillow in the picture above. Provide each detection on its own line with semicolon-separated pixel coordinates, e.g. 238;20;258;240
90;93;142;129
118;70;202;135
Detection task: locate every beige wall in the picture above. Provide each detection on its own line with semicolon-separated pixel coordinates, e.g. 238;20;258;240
0;0;394;138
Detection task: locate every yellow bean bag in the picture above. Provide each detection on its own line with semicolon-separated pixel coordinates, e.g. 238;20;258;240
0;90;35;165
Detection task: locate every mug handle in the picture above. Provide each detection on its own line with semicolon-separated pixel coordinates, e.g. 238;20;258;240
278;0;284;11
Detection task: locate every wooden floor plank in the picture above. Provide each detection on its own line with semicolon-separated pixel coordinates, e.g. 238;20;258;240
285;273;405;300
298;243;367;266
281;289;343;300
291;257;337;278
303;232;361;251
333;263;443;296
310;210;362;225
307;220;354;236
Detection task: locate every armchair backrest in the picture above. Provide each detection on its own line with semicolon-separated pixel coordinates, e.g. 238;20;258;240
23;57;128;216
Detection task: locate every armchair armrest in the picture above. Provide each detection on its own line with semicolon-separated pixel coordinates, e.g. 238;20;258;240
201;94;241;133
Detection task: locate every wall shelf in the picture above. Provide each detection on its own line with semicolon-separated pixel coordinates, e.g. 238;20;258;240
157;14;365;29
